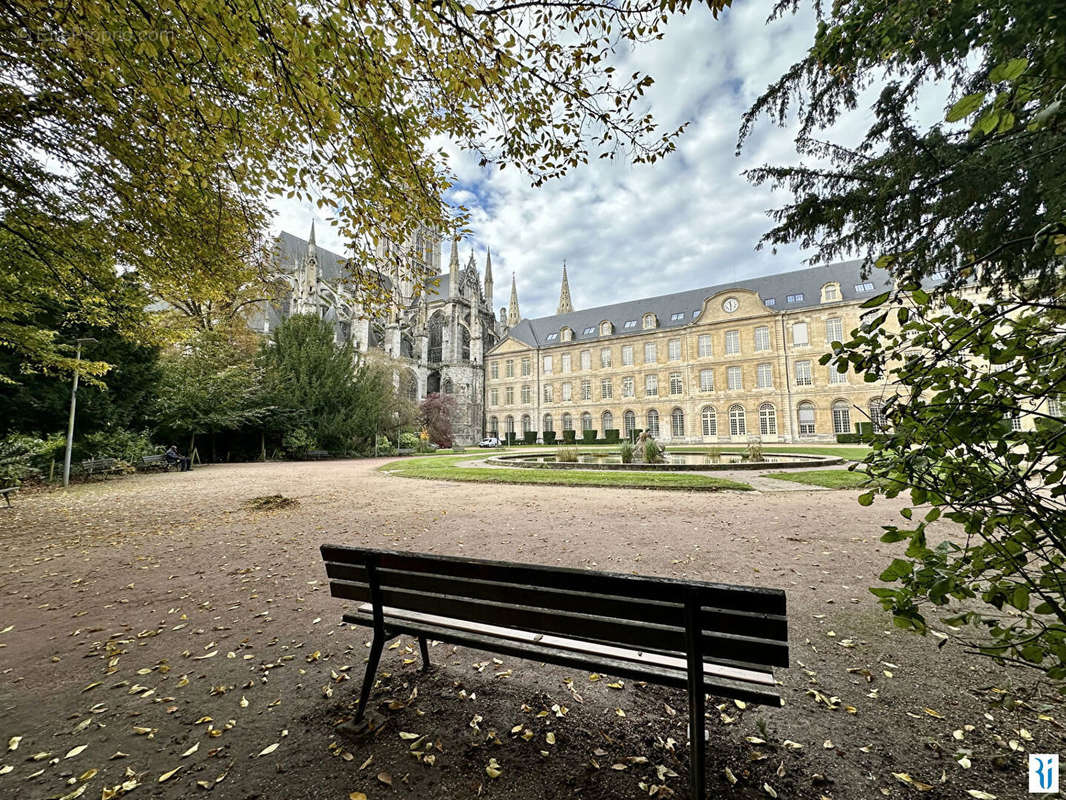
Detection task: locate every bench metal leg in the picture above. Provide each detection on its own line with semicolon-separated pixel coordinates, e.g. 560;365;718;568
684;596;706;799
418;636;431;671
354;633;385;722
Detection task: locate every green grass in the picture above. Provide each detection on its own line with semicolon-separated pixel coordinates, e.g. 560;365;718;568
379;454;752;492
764;469;875;489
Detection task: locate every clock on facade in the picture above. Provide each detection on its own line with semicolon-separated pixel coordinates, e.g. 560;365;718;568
722;297;739;313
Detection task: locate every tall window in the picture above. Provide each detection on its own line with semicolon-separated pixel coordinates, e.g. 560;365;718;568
581;379;592;400
792;322;809;346
757;363;773;388
490;362;499;380
624;410;637;436
581;412;593;431
1049;397;1062;417
870;399;888;432
622;346;634;366
602;411;613;432
562;413;573;431
505;359;514;377
562;382;572;401
698;334;713;357
727;366;742;391
521;385;531;404
754;326;770;351
798;402;816;436
671;408;685;438
580;350;591;370
669;372;683;395
489;416;498;435
505;386;514;404
521;358;531;376
1009;410;1022;431
522;415;532;433
828;360;848;384
826;317;843;343
490;388;499;405
505;416;515;434
561;354;571;373
645;374;658;396
543;414;554;432
832;401;851;435
543;385;553;402
728;404;746;436
668;339;681;360
646;409;660;437
795;361;813;386
725;330;740;354
543;355;553;374
601;378;613;399
601;347;612;368
622;377;635;397
759;403;777;436
700;369;714;392
701;407;717;437
644;342;657;363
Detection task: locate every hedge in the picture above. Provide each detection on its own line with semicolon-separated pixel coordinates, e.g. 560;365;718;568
582;429;597;444
542;431;557;445
562;430;576;444
604;428;620;443
523;431;538;445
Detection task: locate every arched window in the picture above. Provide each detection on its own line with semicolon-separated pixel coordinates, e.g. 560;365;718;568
400;333;415;359
560;326;573;342
798;402;816;436
581;412;593;431
543;414;554;432
562;413;573;431
602;411;613;432
701;407;717;437
759;403;777;436
832;400;851;435
489;416;498;435
646;409;660;437
443;378;453;394
522;414;532;434
869;399;888;432
403;370;418;402
671;408;685;438
427;312;443;362
623;410;636;436
505;416;515;434
600;321;613;336
460;325;471;361
728;404;746;437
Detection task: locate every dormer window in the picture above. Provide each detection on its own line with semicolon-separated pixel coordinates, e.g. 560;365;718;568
624;320;638;329
670;312;684;322
545;332;559;342
821;282;841;302
582;326;596;336
786;293;804;303
599;321;613;336
855;282;875;292
764;297;776;306
642;313;657;330
561;327;573;342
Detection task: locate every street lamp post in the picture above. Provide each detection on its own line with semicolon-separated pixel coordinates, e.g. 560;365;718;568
63;338;97;487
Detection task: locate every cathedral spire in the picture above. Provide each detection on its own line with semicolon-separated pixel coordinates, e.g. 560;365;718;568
308;220;317;249
557;261;573;315
483;249;493;307
448;237;460;298
507;272;520;327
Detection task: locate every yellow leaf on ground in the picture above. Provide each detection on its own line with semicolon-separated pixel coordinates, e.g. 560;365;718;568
158;765;182;783
257;743;279;757
65;745;87;758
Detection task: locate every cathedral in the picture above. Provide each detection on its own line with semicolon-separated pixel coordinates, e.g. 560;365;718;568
252;223;518;444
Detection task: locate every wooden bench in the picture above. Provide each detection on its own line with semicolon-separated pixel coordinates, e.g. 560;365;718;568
81;458;122;479
0;486;16;507
321;546;788;798
307;450;329;460
138;454;170;471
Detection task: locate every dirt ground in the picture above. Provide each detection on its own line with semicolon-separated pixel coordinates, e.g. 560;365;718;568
0;459;1059;800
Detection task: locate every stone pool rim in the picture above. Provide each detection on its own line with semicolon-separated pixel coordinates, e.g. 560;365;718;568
485;451;845;472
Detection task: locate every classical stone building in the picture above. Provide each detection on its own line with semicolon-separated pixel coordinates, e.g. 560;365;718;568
250;223;507;444
484;260;896;444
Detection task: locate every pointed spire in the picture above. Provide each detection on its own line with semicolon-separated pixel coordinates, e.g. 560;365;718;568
483;249;494;307
448;237;459;298
308;220;317;249
557;260;573;315
507;272;520;327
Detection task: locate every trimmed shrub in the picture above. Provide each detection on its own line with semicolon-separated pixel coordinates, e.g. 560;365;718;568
836;433;861;444
581;429;597;444
542;431;557;445
505;431;517;446
398;432;420;450
604;428;620;443
855;421;874;436
523;430;537;445
562;430;576;444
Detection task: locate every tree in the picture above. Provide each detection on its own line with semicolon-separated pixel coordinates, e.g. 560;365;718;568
420;393;457;448
741;1;1066;677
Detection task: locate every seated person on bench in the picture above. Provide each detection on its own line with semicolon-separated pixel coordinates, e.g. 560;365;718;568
164;445;191;472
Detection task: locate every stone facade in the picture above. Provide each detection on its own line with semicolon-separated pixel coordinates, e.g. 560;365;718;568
484;263;895;444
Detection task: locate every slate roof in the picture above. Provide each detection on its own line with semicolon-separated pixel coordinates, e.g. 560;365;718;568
504;259;891;348
276;230;349;281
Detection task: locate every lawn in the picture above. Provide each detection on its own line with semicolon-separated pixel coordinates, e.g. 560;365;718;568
379;453;753;491
764;468;874;489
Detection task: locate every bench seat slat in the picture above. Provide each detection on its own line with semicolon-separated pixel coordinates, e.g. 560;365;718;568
321;545;786;615
325;561;788;640
342;609;781;706
329;579;789;668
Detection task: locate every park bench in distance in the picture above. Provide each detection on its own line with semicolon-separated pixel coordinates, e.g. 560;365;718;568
307;449;329;460
321;545;789;799
138;454;170;471
80;457;123;479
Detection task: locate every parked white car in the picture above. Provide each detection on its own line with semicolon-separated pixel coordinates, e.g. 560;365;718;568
478;437;501;448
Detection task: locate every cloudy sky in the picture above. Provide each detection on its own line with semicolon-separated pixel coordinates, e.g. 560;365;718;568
271;3;827;320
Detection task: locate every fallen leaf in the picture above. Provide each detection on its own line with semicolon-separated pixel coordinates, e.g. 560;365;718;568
65;745;87;759
257;743;279;757
377;771;393;786
486;758;503;778
349;794;368;800
182;743;199;757
546;732;556;745
965;792;996;800
8;736;21;751
892;772;934;791
158;765;182;783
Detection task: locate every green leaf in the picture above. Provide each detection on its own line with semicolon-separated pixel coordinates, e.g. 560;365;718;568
946;93;986;122
858;491;875;507
988;58;1027;83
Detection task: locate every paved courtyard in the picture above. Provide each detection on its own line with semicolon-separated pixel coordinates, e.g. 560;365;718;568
0;459;1054;799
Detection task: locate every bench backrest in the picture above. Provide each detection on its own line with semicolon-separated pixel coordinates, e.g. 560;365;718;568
142;454;165;462
321;545;787;670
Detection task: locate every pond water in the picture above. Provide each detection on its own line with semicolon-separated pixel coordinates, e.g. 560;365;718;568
529;452;796;466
